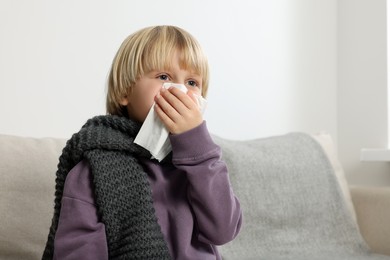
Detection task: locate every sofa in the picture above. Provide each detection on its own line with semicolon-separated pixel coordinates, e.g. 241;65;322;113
0;132;389;260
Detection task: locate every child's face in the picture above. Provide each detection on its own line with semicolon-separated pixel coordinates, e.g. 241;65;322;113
120;52;202;123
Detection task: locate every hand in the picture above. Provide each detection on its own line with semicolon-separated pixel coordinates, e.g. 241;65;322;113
154;87;203;135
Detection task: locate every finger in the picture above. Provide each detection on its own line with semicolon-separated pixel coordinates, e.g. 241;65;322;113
167;87;199;110
155;90;182;122
154;103;175;128
160;88;189;112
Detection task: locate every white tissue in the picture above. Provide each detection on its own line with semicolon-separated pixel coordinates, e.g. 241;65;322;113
134;83;207;161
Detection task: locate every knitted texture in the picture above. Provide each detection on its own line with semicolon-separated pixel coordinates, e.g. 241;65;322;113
42;115;171;260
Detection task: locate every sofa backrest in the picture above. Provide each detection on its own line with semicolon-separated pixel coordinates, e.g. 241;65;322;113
212;133;358;258
0;134;66;260
0;132;354;260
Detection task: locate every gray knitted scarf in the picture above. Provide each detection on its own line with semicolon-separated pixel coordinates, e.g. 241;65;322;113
42;115;171;260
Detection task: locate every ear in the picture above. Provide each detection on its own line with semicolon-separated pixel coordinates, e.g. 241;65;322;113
119;87;133;106
119;95;129;106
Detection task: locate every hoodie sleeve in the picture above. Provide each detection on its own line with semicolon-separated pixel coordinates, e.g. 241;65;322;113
53;160;108;260
169;121;242;245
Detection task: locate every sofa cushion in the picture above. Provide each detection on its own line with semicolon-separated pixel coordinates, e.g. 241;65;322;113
213;133;374;259
0;134;66;260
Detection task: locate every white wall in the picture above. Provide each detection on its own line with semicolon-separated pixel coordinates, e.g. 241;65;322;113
0;0;337;141
338;0;390;186
4;1;387;186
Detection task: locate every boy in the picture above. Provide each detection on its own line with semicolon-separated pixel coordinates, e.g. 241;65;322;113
43;25;242;260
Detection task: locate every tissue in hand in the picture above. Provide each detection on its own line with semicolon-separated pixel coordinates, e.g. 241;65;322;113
134;83;207;161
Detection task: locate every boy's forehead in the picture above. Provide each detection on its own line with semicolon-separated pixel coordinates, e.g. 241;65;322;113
153;61;201;75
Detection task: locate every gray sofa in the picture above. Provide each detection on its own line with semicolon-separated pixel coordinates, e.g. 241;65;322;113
0;132;389;259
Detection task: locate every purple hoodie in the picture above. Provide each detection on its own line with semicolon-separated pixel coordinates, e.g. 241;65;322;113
53;122;242;260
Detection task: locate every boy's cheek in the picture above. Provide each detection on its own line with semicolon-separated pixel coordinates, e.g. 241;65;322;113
188;86;202;96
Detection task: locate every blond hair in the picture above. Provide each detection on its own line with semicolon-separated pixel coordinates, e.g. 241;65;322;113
106;25;210;116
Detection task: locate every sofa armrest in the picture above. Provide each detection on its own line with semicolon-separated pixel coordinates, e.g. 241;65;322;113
350;186;390;256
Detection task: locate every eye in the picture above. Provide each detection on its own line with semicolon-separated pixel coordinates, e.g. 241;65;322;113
157;74;170;81
187;80;199;88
